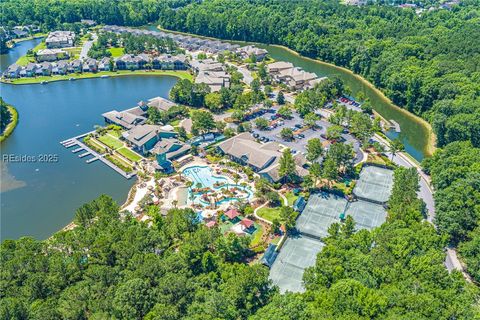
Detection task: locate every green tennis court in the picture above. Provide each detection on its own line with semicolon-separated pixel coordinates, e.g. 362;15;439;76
345;200;387;230
296;192;348;239
353;166;394;203
269;235;324;293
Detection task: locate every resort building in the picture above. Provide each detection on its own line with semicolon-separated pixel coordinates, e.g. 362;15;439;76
217;132;307;183
152;138;191;172
122;124;177;155
237;45;268;61
146;96;177;112
45;31;75;48
102;109;147;129
36;48;68;62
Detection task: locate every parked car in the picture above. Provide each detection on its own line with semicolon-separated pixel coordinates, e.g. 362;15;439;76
295;124;303;129
253;133;259;138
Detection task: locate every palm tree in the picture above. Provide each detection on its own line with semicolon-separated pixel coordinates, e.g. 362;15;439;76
172;200;178;208
389;138;404;160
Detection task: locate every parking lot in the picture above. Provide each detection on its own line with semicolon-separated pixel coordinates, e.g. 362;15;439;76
249;105;364;163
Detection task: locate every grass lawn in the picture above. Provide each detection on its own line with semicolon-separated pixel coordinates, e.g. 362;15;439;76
285;191;299;206
84;137;107;153
117;147;142;163
108;47;125;58
250;223;264;247
107;129;122;138
106;154;133;173
170;119;180;126
32;41;46;53
16;55;35;66
256;206;282;222
98;134;124;149
3;70;193;85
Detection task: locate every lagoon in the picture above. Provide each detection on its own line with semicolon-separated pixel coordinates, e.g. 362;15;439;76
1;40;179;240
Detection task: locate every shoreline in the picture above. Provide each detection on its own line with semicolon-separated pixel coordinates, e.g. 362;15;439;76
1;70;193;85
156;25;436;157
0;104;19;142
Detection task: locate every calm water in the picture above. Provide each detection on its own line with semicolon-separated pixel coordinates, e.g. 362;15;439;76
0;38;42;72
1;40;179;240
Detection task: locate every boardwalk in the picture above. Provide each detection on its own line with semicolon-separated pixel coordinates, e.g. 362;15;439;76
60;132;136;179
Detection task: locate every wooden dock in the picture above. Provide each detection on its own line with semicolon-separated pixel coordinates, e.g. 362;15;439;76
59;133;136;179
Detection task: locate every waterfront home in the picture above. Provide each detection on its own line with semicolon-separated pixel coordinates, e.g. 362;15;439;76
98;57;111;71
13;27;28;38
122;124;177;155
267;61;294;74
36;48;68;62
69;59;83;73
152;54;188;70
217;132;307;183
237;45;268;61
82;58;98;73
136;54;151;69
274;67;319;90
102;109;147;130
40;62;52;76
52;60;68;75
147;96;177;112
25;63;38;77
152;138;191;172
115;54;150;70
4;64;22;78
115;54;136;70
45;31;75;48
225;209;240;221
195;71;231;92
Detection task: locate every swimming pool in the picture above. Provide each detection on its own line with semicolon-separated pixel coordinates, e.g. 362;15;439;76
182;166;253;207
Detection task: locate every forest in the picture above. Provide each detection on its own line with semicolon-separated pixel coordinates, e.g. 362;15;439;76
2;170;479;319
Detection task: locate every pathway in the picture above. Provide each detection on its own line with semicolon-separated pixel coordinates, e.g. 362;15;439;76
253;201;273;225
79;33;97;59
226;62;253;85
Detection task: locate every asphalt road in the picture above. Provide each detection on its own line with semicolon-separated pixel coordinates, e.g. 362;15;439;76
79;33;97;59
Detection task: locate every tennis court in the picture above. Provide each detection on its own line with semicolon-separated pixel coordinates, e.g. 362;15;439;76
269;235;324;293
353;166;394;203
345;200;387;230
296;192;348;239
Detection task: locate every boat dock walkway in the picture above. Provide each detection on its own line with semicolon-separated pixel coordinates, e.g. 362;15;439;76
389;120;401;133
60;133;136;179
